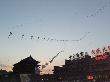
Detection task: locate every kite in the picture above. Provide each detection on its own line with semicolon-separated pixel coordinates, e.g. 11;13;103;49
49;50;64;63
37;37;40;39
21;34;25;40
8;32;13;38
41;62;49;69
41;65;46;69
30;35;34;40
45;62;49;65
41;51;64;70
42;38;46;40
51;39;54;41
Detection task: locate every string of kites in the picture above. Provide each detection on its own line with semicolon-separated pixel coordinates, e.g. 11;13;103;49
8;32;90;42
86;1;110;18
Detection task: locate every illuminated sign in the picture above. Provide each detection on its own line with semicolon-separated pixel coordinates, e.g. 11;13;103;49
95;54;108;60
87;75;94;80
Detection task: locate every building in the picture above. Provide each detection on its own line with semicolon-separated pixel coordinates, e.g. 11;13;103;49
0;55;41;82
13;55;40;74
90;52;110;82
0;70;14;82
53;51;110;82
12;55;41;82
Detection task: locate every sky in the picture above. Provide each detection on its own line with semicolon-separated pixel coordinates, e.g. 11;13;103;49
0;0;110;74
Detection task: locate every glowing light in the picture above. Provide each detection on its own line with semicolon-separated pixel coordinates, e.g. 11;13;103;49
87;75;94;80
95;54;108;60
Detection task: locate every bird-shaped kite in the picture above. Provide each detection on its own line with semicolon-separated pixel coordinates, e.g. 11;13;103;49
42;38;46;40
21;34;24;40
41;62;49;69
45;62;49;65
41;65;46;69
8;32;13;38
30;35;34;40
37;37;40;39
51;39;53;41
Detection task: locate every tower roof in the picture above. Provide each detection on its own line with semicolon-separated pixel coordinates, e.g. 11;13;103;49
13;55;40;66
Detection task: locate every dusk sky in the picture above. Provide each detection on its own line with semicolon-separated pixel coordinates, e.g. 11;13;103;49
0;0;110;74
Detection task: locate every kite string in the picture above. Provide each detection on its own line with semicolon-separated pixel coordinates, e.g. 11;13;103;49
86;0;110;18
8;32;90;42
79;32;90;41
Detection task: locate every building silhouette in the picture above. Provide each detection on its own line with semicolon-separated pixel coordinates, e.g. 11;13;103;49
13;55;40;74
53;52;110;82
0;55;41;82
1;52;110;82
